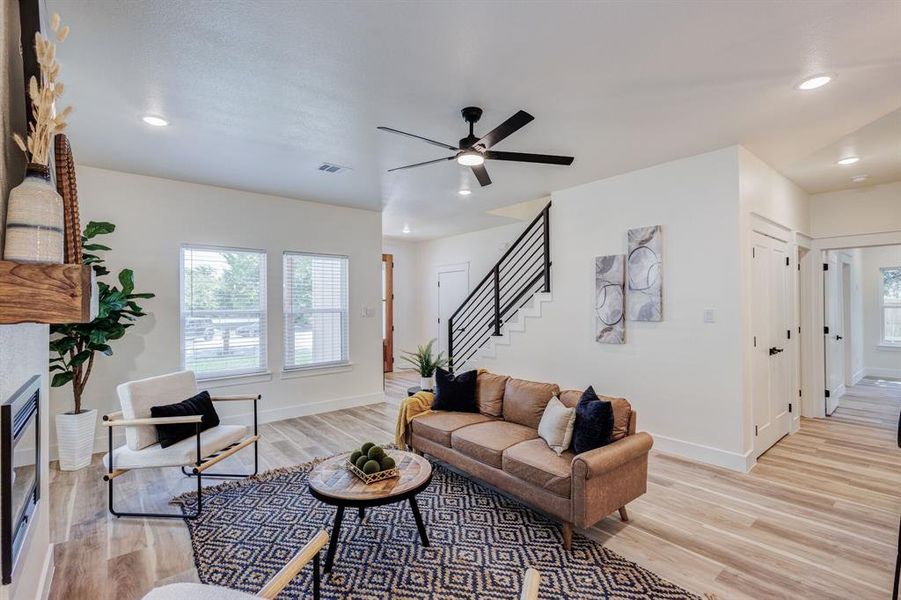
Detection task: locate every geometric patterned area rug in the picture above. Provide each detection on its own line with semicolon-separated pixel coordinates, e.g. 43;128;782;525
172;459;700;599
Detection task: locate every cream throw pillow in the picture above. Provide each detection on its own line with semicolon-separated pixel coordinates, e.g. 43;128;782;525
537;395;576;455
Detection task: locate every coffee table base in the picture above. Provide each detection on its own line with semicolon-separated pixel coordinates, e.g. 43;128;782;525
322;494;430;573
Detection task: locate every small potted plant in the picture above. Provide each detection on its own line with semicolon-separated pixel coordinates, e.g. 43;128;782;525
49;222;154;470
400;339;448;391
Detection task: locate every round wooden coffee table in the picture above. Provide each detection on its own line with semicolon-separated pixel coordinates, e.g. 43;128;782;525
308;449;432;573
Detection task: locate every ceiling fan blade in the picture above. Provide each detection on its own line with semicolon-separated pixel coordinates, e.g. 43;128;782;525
471;164;492;187
377;126;459;151
473;110;534;150
484;151;574;165
387;156;455;172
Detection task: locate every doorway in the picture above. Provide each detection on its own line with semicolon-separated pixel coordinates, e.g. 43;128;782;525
436;264;469;356
750;230;793;458
823;251;853;414
382;254;393;373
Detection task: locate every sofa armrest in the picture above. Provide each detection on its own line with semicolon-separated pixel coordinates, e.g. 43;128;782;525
571;432;653;479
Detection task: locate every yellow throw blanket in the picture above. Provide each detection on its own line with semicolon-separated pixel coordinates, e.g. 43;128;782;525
395;391;434;449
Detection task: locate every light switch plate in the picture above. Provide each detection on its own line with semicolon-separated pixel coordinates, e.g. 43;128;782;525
703;309;715;323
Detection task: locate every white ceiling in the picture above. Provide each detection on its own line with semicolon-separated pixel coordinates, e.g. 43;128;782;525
48;1;901;239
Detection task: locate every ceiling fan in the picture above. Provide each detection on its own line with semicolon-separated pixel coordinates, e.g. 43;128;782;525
377;107;574;187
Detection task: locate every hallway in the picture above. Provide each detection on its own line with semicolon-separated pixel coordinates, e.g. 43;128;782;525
830;376;901;431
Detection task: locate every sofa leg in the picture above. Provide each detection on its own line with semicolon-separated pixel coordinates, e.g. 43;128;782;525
562;521;572;551
618;506;629;522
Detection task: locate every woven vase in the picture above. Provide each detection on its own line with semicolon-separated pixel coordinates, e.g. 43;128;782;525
3;163;64;264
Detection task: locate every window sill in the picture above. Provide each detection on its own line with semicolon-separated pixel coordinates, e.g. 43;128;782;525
281;363;354;380
197;371;273;389
876;344;901;352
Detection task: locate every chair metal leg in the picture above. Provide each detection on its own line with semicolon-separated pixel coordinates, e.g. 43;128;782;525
313;553;321;600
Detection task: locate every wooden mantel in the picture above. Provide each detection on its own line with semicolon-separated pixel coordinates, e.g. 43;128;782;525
0;261;95;325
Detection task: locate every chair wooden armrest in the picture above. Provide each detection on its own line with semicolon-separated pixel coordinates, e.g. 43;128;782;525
210;394;262;402
105;410;124;421
520;567;540;600
102;415;203;427
257;530;328;599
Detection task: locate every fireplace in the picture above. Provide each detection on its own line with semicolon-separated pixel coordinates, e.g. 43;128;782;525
1;375;40;585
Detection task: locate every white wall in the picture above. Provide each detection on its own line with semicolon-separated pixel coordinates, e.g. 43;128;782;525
381;238;419;366
437;147;750;469
810;181;901;239
0;2;53;597
413;221;527;348
50;166;384;455
860;244;901;378
737;148;810;444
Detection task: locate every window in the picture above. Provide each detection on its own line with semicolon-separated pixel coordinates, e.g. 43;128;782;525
283;252;349;370
180;245;267;379
881;266;901;346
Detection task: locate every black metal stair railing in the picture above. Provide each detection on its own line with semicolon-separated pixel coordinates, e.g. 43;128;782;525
448;202;551;372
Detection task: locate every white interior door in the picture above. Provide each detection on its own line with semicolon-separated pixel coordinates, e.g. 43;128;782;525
823;252;843;414
437;266;468;357
751;231;792;458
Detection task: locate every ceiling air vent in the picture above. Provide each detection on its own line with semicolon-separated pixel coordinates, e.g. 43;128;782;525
317;162;348;174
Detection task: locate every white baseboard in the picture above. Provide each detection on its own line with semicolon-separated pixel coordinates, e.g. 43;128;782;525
49;391;386;460
39;548;54;600
864;366;901;379
647;432;753;472
851;369;865;385
833;383;847;399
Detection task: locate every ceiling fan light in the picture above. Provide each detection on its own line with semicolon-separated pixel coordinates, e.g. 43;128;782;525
457;151;484;166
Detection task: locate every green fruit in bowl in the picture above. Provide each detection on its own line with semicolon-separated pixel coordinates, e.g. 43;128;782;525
362;460;381;475
355;455;369;471
368;446;385;461
349;450;362;464
380;456;396;471
360;442;376;455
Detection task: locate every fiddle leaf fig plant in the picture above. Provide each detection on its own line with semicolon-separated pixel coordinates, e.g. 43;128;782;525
49;221;154;414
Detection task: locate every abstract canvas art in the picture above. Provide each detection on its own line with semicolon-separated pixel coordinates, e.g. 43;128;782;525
595;254;625;344
627;225;663;321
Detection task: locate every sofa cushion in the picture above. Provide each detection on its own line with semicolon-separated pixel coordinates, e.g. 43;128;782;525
560;389;632;441
118;370;198;451
432;368;478;412
451;421;539;468
502;438;574;498
103;425;248;470
411;412;495;447
502;378;560;429
537;395;576;455
476;371;509;417
572;386;615;454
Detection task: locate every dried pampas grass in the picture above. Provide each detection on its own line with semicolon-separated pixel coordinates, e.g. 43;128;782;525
13;13;73;166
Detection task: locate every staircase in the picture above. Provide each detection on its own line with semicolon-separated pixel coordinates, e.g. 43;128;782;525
448;202;551;372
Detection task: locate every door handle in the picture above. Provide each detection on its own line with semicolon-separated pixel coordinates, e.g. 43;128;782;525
835;335;843;340
769;347;784;356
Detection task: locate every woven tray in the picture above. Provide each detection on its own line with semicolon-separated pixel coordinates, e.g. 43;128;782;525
345;459;400;484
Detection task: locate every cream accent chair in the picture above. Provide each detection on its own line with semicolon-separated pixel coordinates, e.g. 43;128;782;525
102;370;260;519
143;530;328;600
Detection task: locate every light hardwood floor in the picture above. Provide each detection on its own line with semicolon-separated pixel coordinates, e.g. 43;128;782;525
48;372;901;599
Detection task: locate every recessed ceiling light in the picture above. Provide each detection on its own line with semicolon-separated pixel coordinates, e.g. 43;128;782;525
456;150;484;166
795;74;833;91
142;115;169;127
402;224;411;234
837;156;859;166
851;174;869;183
458;189;472;196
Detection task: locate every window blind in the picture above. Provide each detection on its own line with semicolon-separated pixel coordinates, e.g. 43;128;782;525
881;267;901;345
180;245;267;378
283;252;349;369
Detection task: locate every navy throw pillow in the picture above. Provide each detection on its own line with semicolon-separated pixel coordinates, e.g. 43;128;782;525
571;386;614;454
151;391;220;448
432;368;478;412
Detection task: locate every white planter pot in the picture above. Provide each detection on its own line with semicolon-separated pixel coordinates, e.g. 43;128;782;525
420;376;434;391
55;409;97;471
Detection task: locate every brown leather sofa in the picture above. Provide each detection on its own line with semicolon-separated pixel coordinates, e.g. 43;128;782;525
410;372;653;549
